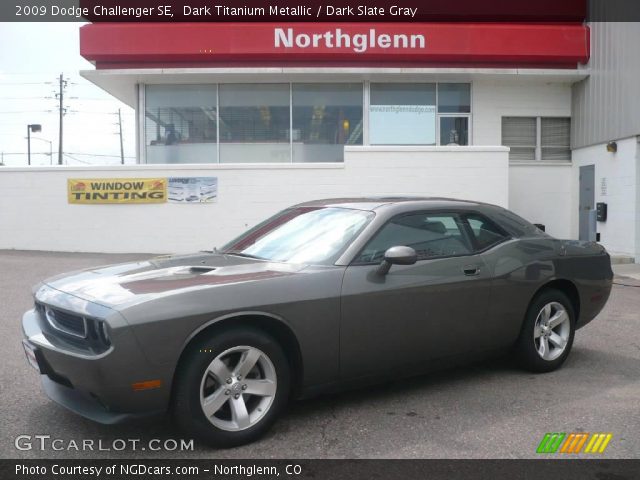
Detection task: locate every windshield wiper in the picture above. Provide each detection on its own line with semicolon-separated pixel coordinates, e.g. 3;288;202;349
223;251;265;260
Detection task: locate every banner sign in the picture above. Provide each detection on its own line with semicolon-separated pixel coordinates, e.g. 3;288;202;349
68;178;167;204
168;177;218;203
67;177;217;204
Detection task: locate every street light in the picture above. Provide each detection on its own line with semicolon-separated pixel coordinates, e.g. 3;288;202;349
25;136;53;165
26;124;42;166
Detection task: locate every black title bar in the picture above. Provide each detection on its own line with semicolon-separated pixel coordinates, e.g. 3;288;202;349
2;0;640;22
2;459;640;480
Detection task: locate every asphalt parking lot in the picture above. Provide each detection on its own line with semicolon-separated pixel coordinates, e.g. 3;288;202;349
1;250;638;459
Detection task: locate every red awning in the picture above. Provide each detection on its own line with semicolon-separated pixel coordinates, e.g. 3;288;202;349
80;23;589;69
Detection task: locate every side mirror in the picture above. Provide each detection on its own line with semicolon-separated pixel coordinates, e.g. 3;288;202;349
376;246;418;275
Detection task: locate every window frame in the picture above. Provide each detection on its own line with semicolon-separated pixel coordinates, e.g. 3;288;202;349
139;82;476;164
502;115;571;162
367;82;473;147
350;210;477;266
437;114;472;146
436;82;472;146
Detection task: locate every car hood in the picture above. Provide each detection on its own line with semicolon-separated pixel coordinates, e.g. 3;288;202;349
42;253;307;308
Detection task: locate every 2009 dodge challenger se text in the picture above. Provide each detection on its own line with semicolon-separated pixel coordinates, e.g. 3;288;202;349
22;198;613;447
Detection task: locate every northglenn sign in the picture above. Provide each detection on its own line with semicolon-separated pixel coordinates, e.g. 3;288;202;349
275;28;425;53
80;23;589;68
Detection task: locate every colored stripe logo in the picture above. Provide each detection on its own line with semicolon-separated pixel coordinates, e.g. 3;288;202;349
537;433;612;454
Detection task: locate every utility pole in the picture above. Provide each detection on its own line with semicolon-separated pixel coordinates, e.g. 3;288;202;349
55;73;67;165
117;109;124;164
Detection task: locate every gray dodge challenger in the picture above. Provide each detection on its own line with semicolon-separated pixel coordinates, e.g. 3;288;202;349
22;197;613;447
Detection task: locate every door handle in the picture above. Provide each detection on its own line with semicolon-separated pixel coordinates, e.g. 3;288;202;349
463;265;480;276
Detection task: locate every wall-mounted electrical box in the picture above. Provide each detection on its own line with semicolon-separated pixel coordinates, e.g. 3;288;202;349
596;202;608;222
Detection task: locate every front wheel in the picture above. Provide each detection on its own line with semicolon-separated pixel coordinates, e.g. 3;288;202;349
515;289;576;373
173;327;291;447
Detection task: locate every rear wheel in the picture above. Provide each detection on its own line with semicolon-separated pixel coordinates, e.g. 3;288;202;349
173;327;290;447
516;289;575;373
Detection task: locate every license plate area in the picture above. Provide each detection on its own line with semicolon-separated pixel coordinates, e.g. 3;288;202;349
22;340;41;373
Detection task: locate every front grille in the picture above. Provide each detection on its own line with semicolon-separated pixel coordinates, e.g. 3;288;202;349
52;310;86;337
39;304;87;338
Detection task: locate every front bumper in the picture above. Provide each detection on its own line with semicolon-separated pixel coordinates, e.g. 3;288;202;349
22;307;169;424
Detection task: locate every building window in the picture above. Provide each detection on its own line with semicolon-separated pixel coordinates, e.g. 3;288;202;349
541;117;571;160
219;84;290;163
144;85;217;164
439;117;469;146
142;82;481;164
369;83;436;145
369;83;471;146
292;84;363;163
437;83;471;114
502;116;571;161
501;117;537;160
437;84;471;146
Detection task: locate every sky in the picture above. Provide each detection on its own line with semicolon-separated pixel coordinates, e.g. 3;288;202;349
0;22;135;166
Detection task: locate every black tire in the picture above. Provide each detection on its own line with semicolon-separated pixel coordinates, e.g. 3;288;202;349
515;289;576;373
173;326;290;448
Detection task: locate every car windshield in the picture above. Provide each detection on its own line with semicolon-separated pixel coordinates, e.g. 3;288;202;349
221;207;374;264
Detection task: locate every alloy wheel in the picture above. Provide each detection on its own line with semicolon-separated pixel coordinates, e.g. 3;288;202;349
199;346;277;431
533;301;571;361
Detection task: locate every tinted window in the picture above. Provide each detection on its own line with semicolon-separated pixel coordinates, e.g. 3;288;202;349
219;84;290;163
292;83;363;163
465;214;508;250
355;213;471;263
145;85;217;164
437;83;471;113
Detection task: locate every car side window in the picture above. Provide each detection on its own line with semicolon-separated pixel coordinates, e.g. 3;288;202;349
464;214;508;251
354;213;472;263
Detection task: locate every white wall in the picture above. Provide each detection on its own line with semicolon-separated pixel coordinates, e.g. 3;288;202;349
572;136;639;260
509;163;574;239
0;146;509;254
473;79;572;146
474;78;575;241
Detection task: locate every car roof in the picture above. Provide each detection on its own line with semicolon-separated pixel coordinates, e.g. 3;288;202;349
293;197;492;211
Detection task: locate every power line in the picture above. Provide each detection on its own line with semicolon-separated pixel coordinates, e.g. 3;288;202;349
0;82;52;86
63;153;91;164
0;109;134;115
0;111;55;114
0;152;51;156
0;152;135;159
0;97;52;100
66;152;136;159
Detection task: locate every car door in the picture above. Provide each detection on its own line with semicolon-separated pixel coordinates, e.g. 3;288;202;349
339;211;493;380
